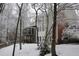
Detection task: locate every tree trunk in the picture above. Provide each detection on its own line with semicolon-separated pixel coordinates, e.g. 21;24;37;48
12;4;23;56
12;13;20;56
36;11;39;46
44;8;49;45
51;3;57;56
40;4;50;56
19;17;22;50
6;28;8;43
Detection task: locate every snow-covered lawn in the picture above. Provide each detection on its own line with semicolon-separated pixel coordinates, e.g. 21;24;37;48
46;44;79;56
0;43;40;56
1;43;79;56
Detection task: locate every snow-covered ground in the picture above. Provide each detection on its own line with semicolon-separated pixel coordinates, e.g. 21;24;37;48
46;44;79;56
1;43;79;56
0;43;40;56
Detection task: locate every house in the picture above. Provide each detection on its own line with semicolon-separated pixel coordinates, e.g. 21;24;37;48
56;9;79;43
23;26;36;43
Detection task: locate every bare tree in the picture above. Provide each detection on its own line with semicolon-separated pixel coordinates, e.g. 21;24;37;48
31;3;43;46
39;3;50;56
43;4;49;46
16;3;23;50
51;3;57;56
12;3;23;56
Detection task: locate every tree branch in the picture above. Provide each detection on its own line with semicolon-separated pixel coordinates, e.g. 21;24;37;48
16;3;20;9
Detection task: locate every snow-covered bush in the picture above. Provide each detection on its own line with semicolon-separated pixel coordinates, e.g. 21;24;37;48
39;42;50;56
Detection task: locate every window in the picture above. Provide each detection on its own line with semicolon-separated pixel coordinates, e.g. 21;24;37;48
69;25;76;29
